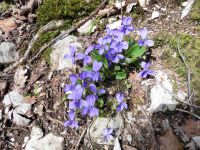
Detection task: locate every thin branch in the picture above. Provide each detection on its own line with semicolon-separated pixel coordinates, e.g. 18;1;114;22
176;108;200;120
75;127;87;150
29;0;108;63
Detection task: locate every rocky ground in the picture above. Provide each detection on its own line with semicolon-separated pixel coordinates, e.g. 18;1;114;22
0;0;200;150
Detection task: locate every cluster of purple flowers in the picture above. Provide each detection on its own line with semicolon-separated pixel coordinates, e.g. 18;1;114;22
63;16;154;129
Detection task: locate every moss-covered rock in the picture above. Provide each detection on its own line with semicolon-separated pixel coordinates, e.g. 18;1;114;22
36;0;101;26
191;0;200;21
156;33;200;103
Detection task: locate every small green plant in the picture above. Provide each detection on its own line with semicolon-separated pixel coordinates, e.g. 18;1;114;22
63;16;154;129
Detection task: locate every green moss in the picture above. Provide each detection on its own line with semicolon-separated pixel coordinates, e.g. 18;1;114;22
159;33;200;103
36;0;101;26
30;30;59;63
191;0;200;21
41;47;52;64
0;1;10;12
32;30;59;53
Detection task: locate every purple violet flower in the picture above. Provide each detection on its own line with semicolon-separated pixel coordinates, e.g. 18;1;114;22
79;71;93;80
76;52;92;66
82;95;99;117
138;28;154;47
89;84;106;95
91;61;102;82
103;128;113;142
85;44;94;55
120;16;134;35
116;92;127;112
138;61;154;78
70;74;78;85
64;111;78;129
93;61;102;72
67;84;84;100
112;54;125;63
95;37;109;55
69;99;85;110
64;45;77;64
64;74;78;93
110;40;128;53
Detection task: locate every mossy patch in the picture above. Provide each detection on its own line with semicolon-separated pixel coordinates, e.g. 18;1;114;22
0;1;11;13
156;32;200;103
30;30;60;64
36;0;101;26
41;47;52;64
191;0;200;21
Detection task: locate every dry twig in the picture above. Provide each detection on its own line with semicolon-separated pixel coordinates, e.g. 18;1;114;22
176;108;200;120
74;127;87;150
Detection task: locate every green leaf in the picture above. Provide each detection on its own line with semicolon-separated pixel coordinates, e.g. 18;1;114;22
91;50;104;62
83;65;92;71
97;98;104;108
125;57;137;64
114;65;121;71
103;58;109;69
126;44;146;58
115;71;127;80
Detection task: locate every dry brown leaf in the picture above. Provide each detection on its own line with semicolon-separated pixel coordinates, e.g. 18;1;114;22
159;128;184;150
0;17;17;33
182;119;200;138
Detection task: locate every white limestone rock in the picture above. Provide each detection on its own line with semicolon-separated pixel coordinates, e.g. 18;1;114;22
77;19;96;34
25;126;64;150
3;91;32;126
89;115;123;145
50;35;82;70
0;42;18;64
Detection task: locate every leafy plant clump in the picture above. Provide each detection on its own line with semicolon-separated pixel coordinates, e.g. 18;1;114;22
63;17;154;129
36;0;101;25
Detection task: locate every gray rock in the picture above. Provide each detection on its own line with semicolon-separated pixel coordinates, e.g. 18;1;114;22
192;136;200;149
0;42;18;64
3;91;32;126
0;110;2;120
77;19;96;34
89;115;123;145
25;126;64;150
50;35;82;70
142;71;186;113
138;0;151;8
